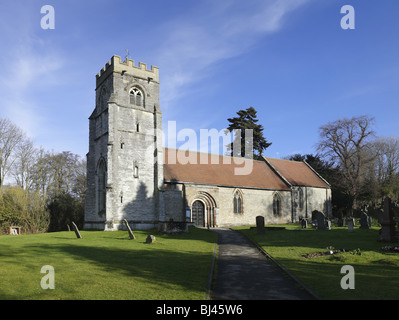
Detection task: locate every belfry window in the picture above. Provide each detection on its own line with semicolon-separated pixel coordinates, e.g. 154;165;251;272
130;88;143;107
233;190;243;214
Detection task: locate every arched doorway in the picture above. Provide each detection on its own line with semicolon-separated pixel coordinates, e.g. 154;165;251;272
190;192;217;228
192;200;205;227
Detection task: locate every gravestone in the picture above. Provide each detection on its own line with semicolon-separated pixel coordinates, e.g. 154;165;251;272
315;211;326;230
301;219;308;229
256;216;265;233
325;220;331;230
337;209;344;227
347;218;354;232
71;222;82;239
359;212;370;229
146;235;156;244
123;219;136;240
379;197;397;242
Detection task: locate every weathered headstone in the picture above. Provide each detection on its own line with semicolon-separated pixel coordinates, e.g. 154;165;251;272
379;197;397;242
315;211;326;230
337;209;344;227
347;218;354;232
325;220;331;230
359;212;370;229
301;219;308;229
256;216;265;233
71;222;82;239
123;219;136;240
146;235;156;244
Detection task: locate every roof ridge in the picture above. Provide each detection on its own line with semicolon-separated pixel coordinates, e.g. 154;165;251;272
163;147;267;164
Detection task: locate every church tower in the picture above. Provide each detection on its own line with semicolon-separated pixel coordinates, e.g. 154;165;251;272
84;55;164;230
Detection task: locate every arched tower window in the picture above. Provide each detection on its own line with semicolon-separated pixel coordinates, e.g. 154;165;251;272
97;159;106;215
130;87;143;107
233;190;243;214
273;193;282;216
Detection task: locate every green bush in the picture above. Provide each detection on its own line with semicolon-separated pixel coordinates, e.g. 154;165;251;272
47;192;84;232
0;187;49;234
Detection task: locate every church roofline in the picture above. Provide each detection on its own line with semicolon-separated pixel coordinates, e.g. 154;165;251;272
303;160;331;187
261;156;293;188
163;179;291;192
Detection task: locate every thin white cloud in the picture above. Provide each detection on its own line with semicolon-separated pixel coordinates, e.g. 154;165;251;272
0;33;64;138
156;0;312;109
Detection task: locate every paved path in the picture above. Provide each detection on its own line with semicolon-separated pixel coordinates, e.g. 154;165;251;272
210;228;315;300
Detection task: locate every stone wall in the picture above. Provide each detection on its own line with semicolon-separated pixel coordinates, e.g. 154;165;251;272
163;182;294;228
216;187;292;227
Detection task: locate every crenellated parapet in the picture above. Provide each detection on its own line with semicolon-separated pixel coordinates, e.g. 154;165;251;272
96;55;159;87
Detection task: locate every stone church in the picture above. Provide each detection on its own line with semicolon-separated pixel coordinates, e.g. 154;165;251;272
84;55;332;231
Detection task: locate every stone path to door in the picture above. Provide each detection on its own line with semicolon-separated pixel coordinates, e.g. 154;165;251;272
210;228;316;300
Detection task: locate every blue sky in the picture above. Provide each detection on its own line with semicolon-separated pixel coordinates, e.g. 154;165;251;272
0;0;398;159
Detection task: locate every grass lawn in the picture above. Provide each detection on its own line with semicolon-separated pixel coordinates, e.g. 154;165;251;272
235;224;399;300
0;227;217;300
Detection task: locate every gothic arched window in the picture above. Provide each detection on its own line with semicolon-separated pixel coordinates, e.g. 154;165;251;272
130;87;143;107
273;193;282;216
233;190;243;214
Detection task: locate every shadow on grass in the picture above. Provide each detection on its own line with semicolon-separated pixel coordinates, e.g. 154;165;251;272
0;227;217;300
2;242;214;299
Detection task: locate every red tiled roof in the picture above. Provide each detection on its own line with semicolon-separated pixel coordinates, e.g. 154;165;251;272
163;148;290;190
264;157;330;188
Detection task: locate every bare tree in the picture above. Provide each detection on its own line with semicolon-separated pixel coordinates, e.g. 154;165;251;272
0;118;26;194
372;136;399;200
317;115;375;209
12;137;38;191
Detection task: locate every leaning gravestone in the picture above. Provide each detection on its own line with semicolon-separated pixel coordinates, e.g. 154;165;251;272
347;218;354;232
315;211;326;230
301;219;308;229
256;216;265;233
359;212;370;229
123;219;136;240
337;210;344;227
71;222;82;239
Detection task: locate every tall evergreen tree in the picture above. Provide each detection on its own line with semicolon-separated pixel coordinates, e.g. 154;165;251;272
225;107;271;160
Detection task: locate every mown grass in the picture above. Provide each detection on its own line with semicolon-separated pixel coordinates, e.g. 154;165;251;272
0;227;217;300
235;224;399;300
